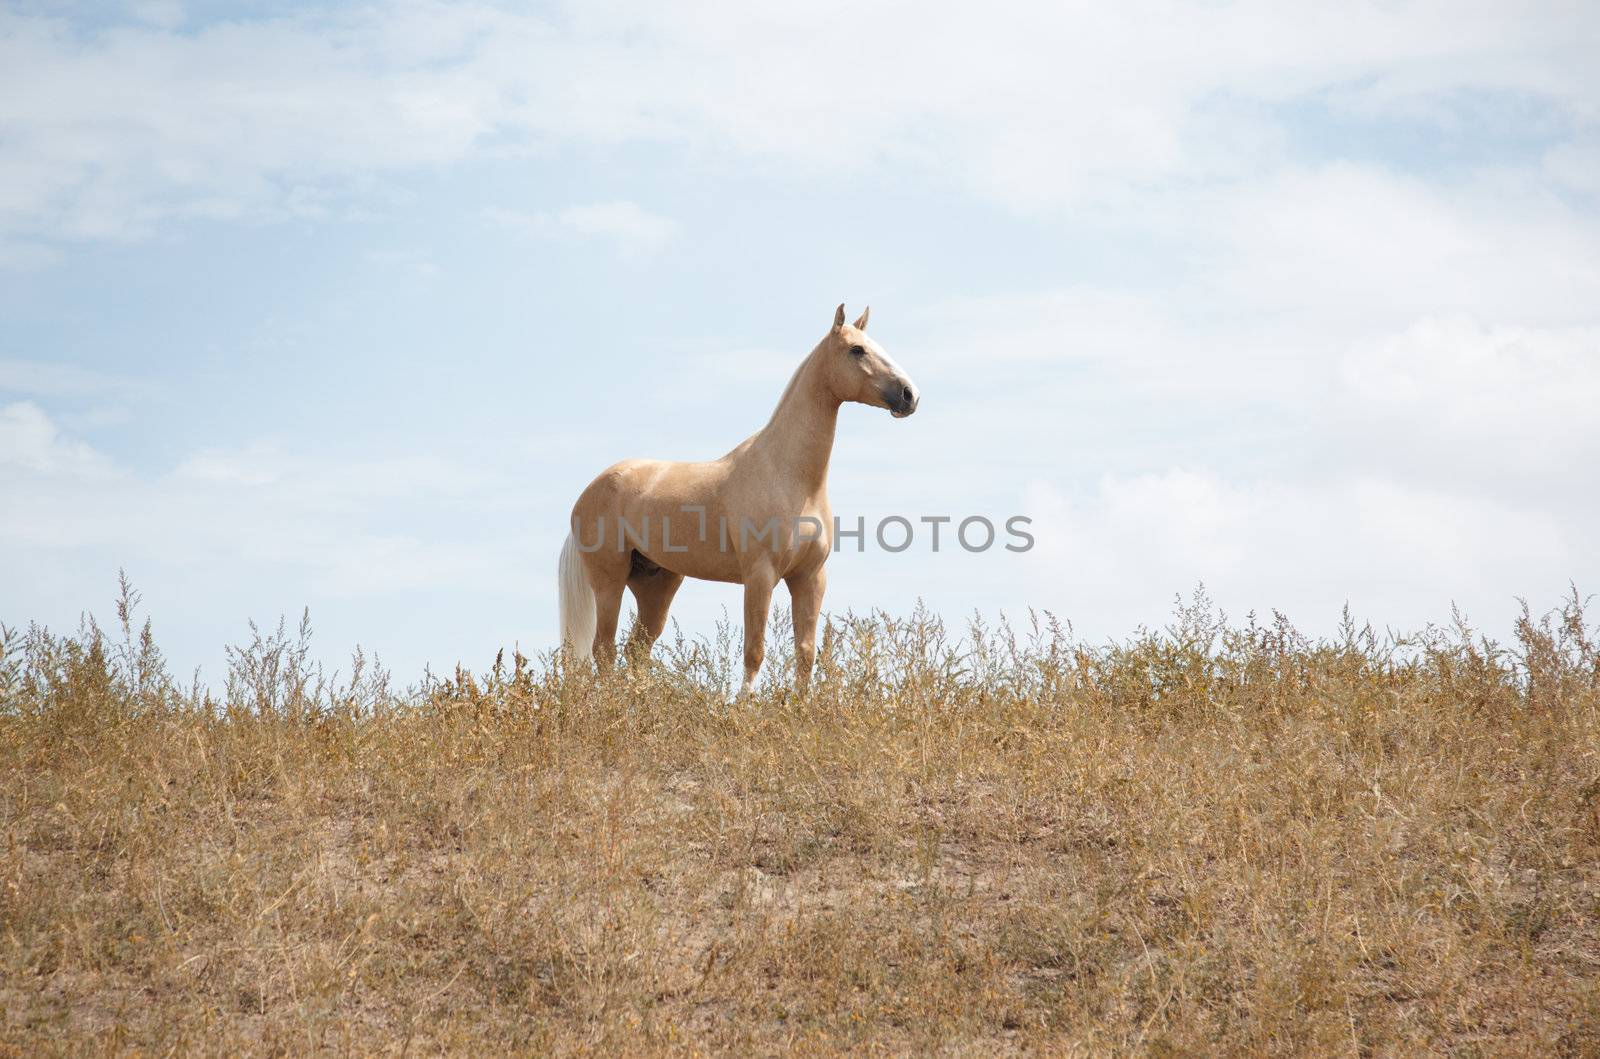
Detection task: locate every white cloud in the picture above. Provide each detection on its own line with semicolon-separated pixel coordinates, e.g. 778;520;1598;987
128;2;185;30
1191;165;1600;332
554;202;679;255
0;401;114;478
363;248;442;279
1543;143;1600;196
173;442;287;486
1340;316;1600;471
1021;469;1579;635
485;201;679;258
3;2;1597;258
914;289;1174;367
895;159;1600;460
0;5;501;251
0;418;535;595
0;358;157;401
850;292;1600;639
0;417;547;675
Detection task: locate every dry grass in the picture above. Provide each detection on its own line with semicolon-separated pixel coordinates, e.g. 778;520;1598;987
3;580;1599;1056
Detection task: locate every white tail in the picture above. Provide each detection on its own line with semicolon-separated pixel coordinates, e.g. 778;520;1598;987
557;530;597;662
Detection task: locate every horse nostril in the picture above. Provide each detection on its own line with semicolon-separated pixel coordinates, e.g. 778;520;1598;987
901;385;914;404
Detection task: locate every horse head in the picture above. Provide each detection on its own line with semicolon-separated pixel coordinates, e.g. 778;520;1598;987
821;304;919;418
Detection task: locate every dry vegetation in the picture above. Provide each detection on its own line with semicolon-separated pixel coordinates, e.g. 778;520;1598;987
3;580;1599;1056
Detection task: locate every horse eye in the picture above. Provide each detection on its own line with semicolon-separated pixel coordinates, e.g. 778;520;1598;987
849;345;865;357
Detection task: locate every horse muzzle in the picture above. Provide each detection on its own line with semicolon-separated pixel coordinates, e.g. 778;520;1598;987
884;381;919;418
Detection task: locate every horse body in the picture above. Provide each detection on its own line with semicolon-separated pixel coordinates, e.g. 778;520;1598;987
558;304;918;695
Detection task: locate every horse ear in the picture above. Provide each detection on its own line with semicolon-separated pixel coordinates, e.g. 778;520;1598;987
832;304;846;332
853;306;870;331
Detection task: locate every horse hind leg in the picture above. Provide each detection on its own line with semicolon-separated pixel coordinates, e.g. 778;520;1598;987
625;556;684;662
582;546;631;673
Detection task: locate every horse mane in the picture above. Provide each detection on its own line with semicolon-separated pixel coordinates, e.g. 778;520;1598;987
762;337;827;428
721;337;826;459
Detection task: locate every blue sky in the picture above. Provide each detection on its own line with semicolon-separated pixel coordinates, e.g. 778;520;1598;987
3;1;1598;681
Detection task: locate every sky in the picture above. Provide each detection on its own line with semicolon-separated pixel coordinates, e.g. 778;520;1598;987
2;0;1598;682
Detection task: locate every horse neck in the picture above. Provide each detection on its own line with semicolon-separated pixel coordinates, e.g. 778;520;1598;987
748;348;839;495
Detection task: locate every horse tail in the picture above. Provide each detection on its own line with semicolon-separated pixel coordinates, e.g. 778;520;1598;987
557;530;597;663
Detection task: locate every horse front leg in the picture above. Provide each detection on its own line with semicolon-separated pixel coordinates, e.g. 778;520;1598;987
786;566;826;695
739;569;777;697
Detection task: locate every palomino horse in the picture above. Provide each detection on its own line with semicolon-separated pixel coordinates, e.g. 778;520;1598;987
558;304;919;695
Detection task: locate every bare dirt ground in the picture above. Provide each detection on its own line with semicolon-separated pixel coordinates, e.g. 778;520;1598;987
3;590;1598;1055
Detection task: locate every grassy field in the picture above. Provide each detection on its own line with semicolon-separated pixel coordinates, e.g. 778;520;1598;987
3;583;1598;1056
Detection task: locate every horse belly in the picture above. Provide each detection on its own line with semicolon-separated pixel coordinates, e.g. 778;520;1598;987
643;542;744;584
632;506;745;582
